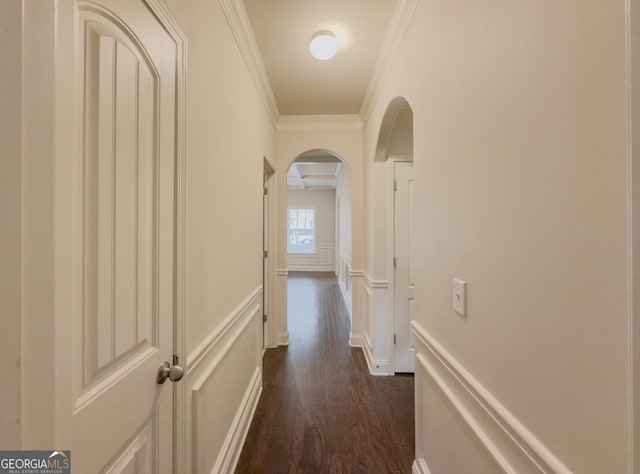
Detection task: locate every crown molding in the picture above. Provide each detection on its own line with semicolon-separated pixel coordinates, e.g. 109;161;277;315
359;0;422;126
218;0;279;125
277;114;363;132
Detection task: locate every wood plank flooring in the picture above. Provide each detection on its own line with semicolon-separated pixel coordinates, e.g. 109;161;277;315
236;272;414;474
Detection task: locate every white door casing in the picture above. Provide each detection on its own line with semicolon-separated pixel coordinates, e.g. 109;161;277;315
56;0;184;471
394;161;415;373
263;159;275;349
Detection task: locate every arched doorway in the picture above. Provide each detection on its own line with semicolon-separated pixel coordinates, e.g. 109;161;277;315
284;149;353;342
375;97;415;374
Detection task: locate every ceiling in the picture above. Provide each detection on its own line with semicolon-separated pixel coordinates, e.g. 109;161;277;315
287;151;342;190
242;0;398;116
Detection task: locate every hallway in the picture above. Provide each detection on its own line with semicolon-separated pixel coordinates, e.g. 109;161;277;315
236;272;414;473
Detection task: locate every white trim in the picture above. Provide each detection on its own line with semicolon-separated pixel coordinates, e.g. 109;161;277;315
277;331;290;346
360;344;392;376
277;268;289;277
218;0;279;124
359;0;422;125
277;114;362;131
362;271;389;289
412;458;432;474
625;1;636;471
209;367;262;474
349;332;364;348
412;321;571;473
187;286;262;372
288;265;335;272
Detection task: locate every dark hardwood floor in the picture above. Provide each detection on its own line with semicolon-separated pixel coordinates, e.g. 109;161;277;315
235;272;415;474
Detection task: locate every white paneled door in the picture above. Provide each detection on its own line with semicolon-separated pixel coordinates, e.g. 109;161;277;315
60;0;180;471
394;161;415;373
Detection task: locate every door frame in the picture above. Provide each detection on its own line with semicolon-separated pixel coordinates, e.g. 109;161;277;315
387;155;413;373
162;0;188;468
263;157;276;350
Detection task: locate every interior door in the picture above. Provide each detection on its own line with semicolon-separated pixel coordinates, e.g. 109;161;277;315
64;1;179;471
394;161;415;373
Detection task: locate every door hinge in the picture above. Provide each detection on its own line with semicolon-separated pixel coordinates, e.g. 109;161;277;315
394;334;397;345
264;187;268;195
263;314;267;323
264;250;268;259
393;180;397;192
393;256;397;270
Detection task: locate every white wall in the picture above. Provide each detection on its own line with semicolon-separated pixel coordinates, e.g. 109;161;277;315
287;189;336;271
364;0;629;472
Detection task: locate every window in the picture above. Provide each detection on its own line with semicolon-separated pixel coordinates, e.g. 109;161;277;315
288;208;315;254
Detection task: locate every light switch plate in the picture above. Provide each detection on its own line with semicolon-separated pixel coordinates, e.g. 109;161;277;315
453;278;466;316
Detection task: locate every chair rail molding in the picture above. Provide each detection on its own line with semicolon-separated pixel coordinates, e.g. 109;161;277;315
187;286;262;372
411;320;571;473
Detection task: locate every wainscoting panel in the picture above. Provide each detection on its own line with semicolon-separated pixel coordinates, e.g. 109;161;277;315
288;243;335;272
411;321;571;474
358;273;392;375
338;258;352;315
186;288;263;474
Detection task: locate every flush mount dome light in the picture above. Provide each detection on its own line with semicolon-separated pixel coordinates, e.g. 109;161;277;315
309;30;338;60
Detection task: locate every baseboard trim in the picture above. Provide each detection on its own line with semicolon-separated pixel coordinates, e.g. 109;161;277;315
211;367;262;474
360;340;392;376
412;458;432;474
349;332;363;347
277;331;289;346
288;265;335;272
412;320;571;473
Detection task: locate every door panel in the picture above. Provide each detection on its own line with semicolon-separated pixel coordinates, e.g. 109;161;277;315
83;16;158;383
394;161;415;373
66;1;177;471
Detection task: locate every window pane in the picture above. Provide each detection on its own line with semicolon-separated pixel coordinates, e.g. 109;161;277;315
287;208;315;254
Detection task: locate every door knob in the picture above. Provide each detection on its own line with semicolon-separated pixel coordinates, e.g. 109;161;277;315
156;360;184;384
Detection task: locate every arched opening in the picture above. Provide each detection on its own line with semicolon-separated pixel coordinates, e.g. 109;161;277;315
285;149;353;344
374;97;415;374
375;97;413;162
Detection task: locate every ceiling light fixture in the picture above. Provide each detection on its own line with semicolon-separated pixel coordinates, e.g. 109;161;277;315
309;30;338;60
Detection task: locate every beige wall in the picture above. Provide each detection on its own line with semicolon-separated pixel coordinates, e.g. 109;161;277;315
0;0;22;449
161;1;275;470
364;0;629;471
162;0;275;355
